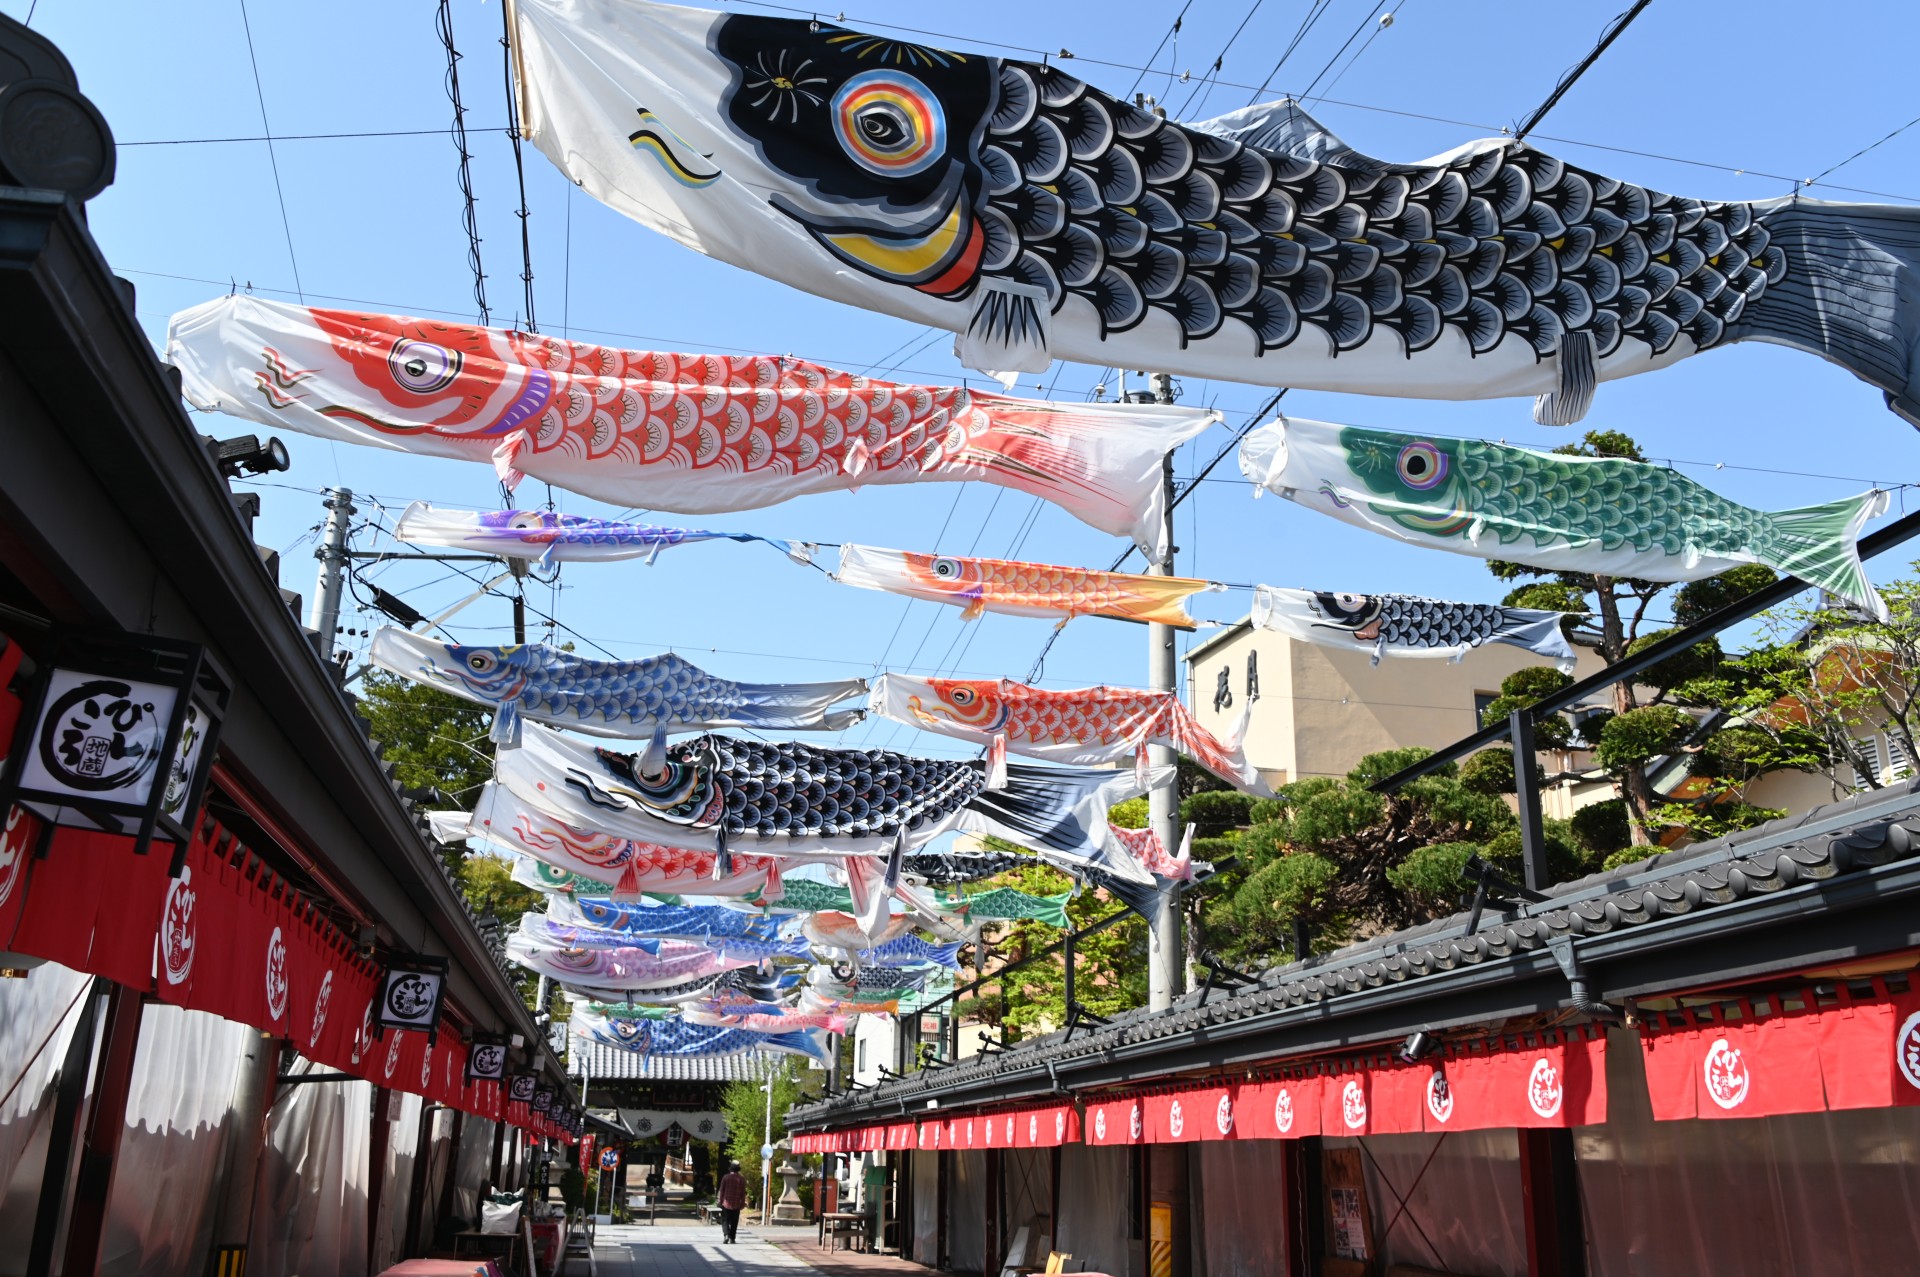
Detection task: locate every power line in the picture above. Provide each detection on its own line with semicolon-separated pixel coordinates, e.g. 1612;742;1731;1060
1512;0;1654;141
1123;0;1193;100
1246;0;1335;104
1296;0;1391;103
500;1;538;332
1806;112;1920;190
1301;1;1404;106
118;127;501;146
235;0;304;303
1173;0;1267;120
437;0;489;325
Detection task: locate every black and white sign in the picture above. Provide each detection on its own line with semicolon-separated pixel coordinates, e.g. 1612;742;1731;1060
466;1036;508;1083
509;1073;538;1103
375;958;447;1035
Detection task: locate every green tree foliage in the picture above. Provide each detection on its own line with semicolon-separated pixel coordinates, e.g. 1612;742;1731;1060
1197;749;1529;966
959;859;1146;1037
1479;666;1575;750
720;1065;810;1206
1180;790;1254;837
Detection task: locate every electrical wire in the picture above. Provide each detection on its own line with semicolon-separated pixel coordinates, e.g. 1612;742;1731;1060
1512;0;1654;141
236;0;304;303
1295;0;1391;103
1805;113;1920;191
1123;0;1193;100
1172;0;1266;120
436;0;489;325
1245;0;1335;104
500;1;539;332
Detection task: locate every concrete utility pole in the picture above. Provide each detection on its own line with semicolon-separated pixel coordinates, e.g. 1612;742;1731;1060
1144;372;1183;1013
308;486;355;661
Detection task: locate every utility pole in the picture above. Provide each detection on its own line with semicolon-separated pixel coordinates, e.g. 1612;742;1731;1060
1143;372;1183;1013
309;487;355;661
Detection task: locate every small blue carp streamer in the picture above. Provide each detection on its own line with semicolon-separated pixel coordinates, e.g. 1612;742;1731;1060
550;895;782;943
370;626;865;744
571;1005;824;1060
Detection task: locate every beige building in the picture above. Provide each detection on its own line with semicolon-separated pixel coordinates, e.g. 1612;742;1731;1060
1183;615;1610;793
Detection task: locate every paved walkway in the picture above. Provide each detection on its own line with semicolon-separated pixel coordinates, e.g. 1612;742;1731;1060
584;1220;936;1277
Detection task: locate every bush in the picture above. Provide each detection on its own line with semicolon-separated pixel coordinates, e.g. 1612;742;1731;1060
1387;841;1480;908
1459;748;1516;795
1601;846;1659;873
1346;747;1448;786
1625;628;1723;695
1500;666;1574;701
1673;565;1776;626
1191;836;1237;865
1181;789;1255;837
1248;797;1287;824
1569;799;1630;855
559;1167;586;1213
1108;796;1148;829
1596;705;1697;771
1243;850;1339;918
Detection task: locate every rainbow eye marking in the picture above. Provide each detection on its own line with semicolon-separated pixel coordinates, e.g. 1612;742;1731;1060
831;70;945;177
388;339;462;395
1396;441;1448;490
929;556;964;580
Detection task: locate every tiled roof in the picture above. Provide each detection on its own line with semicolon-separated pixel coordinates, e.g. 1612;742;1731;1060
795;777;1920;1125
573;1041;784;1082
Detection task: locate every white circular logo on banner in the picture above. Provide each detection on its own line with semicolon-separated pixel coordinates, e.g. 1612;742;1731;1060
1702;1038;1751;1110
352;1001;374;1065
160;866;197;986
1215;1094;1233;1135
422;1043;436;1089
1129;1103;1142;1141
1169;1100;1185;1138
1005;1116;1014;1144
1897;1011;1920;1091
1054;1111;1066;1142
310;970;333;1049
384;1032;403;1080
1028;1114;1039;1144
1274;1087;1294;1134
1094;1109;1107;1141
1528;1057;1564;1119
264;927;289;1021
1341;1080;1366;1130
1426;1070;1454;1124
968;1121;976;1146
0;804;27;909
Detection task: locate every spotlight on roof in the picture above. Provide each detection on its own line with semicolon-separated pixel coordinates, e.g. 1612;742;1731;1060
214;434;290;478
1398;1030;1435;1064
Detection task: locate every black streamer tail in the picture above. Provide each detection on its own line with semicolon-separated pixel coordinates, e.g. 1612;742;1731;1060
1735;199;1920;426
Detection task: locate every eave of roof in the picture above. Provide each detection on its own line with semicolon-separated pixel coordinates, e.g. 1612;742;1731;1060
0;191;562;1084
793;777;1920;1126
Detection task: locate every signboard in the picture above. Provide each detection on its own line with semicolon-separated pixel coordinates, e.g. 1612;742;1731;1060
600;1147;621;1171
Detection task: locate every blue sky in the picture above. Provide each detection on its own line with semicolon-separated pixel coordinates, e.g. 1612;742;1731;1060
18;0;1920;763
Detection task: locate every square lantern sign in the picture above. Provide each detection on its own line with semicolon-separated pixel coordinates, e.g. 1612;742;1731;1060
466;1034;510;1084
376;956;448;1038
509;1073;538;1104
2;630;228;856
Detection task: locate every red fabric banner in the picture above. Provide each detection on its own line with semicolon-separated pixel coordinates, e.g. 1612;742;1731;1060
1085;1096;1145;1146
1143;1085;1236;1143
0;802;42;945
1236;1077;1321;1140
1012;1104;1075;1148
1321;1070;1371;1136
1366;1064;1428;1136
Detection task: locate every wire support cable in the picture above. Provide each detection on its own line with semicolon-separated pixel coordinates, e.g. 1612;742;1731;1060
501;0;539;332
1512;0;1654;142
236;0;304;303
437;0;489;325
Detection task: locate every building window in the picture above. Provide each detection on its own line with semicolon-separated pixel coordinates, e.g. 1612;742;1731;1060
856;1038;867;1074
1473;691;1500;730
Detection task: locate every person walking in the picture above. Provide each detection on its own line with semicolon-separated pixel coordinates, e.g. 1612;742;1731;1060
717;1162;747;1244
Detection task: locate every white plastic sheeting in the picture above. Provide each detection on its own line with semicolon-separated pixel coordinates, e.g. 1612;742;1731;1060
452;1116;496;1229
98;1002;255;1277
911;1150;940;1267
0;962;94;1270
1195;1140;1290;1277
1323;1130;1528;1277
1002;1147;1051;1263
248;1055;372;1277
947;1151;985;1275
372;1092;423;1273
1577;1025;1920;1276
1056;1144;1129;1277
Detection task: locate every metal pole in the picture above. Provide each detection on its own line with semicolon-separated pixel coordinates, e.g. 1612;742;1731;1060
309;487;355;660
1512;710;1551;893
1146;371;1181;1013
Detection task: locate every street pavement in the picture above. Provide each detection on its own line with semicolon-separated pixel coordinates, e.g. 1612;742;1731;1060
583;1219;928;1276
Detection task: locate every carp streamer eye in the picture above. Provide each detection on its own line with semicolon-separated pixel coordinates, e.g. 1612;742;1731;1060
464;650;499;674
947;686;975;706
831;70;945;177
388;339;462;395
929;556;964;581
1333;593;1369;611
508;511;547;530
1396;441;1449;490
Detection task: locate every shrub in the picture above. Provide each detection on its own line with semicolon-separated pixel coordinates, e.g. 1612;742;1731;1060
1601;846;1659;873
1387;841;1480;908
1181;789;1255;837
1569;799;1630;855
1500;666;1574;701
1459;748;1516;795
1625;627;1723;694
1346;747;1448;786
1596;705;1697;771
1244;850;1339;918
1108;796;1148;829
